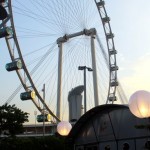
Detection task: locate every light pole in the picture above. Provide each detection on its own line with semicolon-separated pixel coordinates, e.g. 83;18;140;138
42;84;45;137
78;66;93;113
34;110;37;134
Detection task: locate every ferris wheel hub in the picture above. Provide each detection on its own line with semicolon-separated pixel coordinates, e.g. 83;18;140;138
57;28;97;44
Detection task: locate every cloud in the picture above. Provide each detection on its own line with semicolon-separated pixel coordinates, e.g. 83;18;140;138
119;53;150;98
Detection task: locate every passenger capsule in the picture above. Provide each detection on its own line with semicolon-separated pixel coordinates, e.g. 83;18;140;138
106;32;114;39
110;65;119;71
97;1;105;7
20;91;36;101
37;114;51;122
0;27;13;38
5;59;22;72
0;0;6;3
110;81;118;87
0;5;7;20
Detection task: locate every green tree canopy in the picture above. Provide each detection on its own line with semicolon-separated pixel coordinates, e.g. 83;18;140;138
0;104;29;136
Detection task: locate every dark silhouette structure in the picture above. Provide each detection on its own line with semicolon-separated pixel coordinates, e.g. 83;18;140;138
68;104;150;150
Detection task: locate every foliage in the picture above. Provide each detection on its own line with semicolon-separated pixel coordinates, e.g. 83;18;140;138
0;136;72;150
0;104;29;136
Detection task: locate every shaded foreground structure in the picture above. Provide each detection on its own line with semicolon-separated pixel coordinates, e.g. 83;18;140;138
68;104;150;150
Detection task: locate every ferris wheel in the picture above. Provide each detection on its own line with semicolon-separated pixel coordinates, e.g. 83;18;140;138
0;0;118;122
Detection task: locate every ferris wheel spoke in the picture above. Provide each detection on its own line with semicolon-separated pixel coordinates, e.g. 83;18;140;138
1;0;119;122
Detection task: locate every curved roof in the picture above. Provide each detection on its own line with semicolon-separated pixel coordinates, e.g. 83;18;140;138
67;104;150;150
68;104;150;143
68;104;128;138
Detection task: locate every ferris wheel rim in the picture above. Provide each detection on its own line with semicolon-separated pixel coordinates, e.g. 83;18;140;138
94;0;118;104
2;0;118;121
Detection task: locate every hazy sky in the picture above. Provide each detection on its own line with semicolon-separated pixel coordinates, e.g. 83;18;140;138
0;0;150;124
109;0;150;97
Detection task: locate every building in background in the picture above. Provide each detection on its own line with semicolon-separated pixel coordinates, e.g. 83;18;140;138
68;85;84;122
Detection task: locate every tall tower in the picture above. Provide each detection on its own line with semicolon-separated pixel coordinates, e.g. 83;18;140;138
68;85;84;122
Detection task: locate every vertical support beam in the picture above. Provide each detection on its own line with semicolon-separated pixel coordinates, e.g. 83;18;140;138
91;35;99;106
34;110;37;134
43;84;45;137
83;68;87;113
57;42;63;119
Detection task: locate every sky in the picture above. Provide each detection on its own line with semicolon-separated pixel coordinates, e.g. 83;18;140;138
109;0;150;97
0;0;150;124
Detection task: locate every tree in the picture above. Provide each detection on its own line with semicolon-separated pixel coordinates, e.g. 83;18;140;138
0;104;29;136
